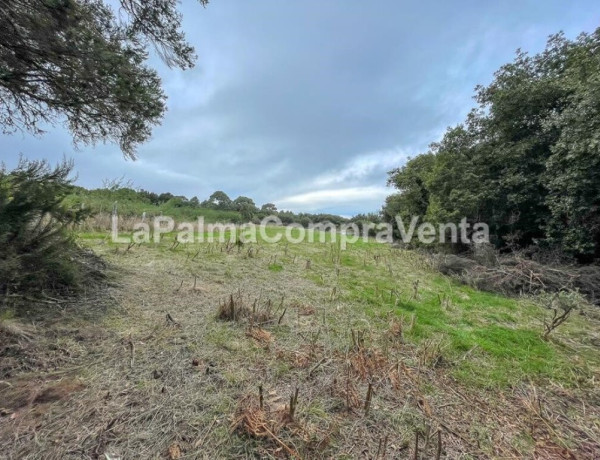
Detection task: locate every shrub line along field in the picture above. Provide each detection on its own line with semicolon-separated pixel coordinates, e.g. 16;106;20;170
1;227;599;458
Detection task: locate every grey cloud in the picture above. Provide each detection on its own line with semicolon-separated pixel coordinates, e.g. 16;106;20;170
3;0;600;214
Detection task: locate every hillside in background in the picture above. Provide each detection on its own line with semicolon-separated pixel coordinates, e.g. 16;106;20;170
65;186;361;226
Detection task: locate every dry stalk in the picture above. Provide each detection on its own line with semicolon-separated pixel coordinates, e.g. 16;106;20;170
289;387;299;420
411;280;420;300
174;280;184;293
165;312;180;327
363;382;373;416
277;307;287;325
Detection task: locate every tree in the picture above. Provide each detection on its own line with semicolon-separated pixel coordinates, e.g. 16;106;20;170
261;203;278;214
384;153;435;240
0;0;208;158
238;202;256;221
386;153;435;221
138;190;160;205
233;196;258;221
204;191;232;210
542;34;600;259
165;196;189;208
233;196;257;211
385;29;600;258
157;192;174;204
351;212;382;237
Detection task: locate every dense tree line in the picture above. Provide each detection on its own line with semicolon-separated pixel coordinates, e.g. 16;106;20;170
384;30;600;261
71;186;351;226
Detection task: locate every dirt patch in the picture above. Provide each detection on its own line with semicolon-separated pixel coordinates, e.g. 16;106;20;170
1;377;85;413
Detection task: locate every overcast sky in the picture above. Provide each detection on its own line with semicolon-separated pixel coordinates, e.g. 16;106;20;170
2;1;600;216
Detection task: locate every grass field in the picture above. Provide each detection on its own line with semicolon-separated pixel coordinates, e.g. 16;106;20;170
1;228;599;459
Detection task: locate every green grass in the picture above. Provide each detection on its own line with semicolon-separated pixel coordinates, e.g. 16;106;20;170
45;225;599;459
6;222;598;460
243;228;598;389
336;255;593;388
82;226;600;390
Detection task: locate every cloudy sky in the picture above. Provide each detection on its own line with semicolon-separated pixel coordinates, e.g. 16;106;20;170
2;1;600;215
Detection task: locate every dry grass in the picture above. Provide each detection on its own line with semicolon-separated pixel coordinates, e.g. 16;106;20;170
231;390;303;458
0;234;599;459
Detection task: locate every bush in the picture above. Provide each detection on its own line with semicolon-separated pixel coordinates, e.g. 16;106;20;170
0;158;101;296
535;290;586;339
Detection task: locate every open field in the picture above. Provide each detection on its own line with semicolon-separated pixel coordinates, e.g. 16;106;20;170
1;229;600;459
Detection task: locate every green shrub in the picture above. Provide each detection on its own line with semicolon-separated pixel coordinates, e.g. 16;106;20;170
0;158;98;295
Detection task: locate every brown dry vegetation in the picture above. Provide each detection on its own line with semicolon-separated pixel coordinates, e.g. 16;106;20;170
1;232;599;459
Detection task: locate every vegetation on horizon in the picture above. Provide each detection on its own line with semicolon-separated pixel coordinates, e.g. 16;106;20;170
65;184;366;227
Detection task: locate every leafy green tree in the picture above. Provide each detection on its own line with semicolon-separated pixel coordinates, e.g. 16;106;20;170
542;33;600;259
233;196;258;221
0;0;208;158
165;196;190;208
385;29;600;258
350;212;383;237
233;196;257;211
138;189;160;205
384;153;435;238
238;202;256;221
422;125;497;237
382;193;404;226
278;210;295;225
261;203;278;213
204;191;233;210
157;192;175;204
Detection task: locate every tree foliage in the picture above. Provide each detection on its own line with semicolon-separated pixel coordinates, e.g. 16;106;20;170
232;196;258;221
202;191;233;210
384;30;600;259
261;203;278;214
0;0;208;158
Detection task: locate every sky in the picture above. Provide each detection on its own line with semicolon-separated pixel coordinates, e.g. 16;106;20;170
2;1;600;216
